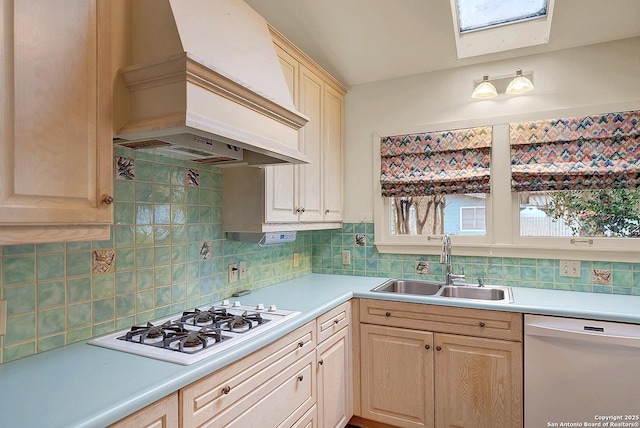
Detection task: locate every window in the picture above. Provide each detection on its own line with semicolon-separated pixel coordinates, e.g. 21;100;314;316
380;126;491;239
511;111;640;239
460;205;486;233
455;0;549;33
374;109;640;261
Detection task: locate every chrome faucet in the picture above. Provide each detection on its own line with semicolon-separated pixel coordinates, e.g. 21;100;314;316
440;234;465;285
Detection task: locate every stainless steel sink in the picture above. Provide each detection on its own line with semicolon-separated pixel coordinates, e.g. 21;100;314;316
371;279;514;303
371;279;444;296
435;285;514;302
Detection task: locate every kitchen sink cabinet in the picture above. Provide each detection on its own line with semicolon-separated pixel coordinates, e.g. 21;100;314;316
109;392;178;428
179;321;317;428
316;302;352;428
222;26;345;232
0;0;113;244
358;299;523;428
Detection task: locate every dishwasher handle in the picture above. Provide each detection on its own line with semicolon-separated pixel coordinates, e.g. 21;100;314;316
526;322;640;349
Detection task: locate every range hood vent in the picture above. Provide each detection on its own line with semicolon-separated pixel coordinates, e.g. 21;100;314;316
115;0;309;166
226;231;297;246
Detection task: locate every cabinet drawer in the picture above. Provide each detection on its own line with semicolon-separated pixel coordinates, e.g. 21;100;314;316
180;321;316;428
316;301;350;343
360;299;522;342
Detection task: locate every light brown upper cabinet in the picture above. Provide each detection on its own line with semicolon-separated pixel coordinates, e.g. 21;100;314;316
223;26;345;232
0;0;113;244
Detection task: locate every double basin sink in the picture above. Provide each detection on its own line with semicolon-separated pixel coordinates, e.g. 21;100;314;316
371;279;514;303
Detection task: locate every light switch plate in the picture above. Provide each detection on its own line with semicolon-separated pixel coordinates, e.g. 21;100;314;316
0;300;6;336
559;260;581;278
342;250;351;265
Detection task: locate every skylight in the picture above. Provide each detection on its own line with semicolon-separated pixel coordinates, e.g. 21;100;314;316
456;0;549;33
449;0;555;58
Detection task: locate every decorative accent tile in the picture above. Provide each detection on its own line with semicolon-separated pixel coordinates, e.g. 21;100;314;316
92;250;115;274
355;233;366;246
186;168;200;187
115;156;135;180
592;269;612;285
416;261;430;275
200;241;213;260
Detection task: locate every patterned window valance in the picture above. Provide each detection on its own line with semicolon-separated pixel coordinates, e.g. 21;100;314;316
380;126;492;197
510;110;640;192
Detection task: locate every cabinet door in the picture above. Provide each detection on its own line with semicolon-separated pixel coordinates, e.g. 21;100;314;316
298;65;323;222
322;84;343;222
434;333;523;428
265;45;298;223
0;0;112;240
109;393;178;428
360;324;434;428
317;326;351;428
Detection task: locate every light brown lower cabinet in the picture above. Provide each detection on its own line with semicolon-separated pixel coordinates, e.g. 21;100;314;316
180;321;317;428
109;392;178;428
358;299;523;428
316;302;352;428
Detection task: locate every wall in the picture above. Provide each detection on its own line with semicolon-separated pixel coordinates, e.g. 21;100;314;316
0;147;312;363
343;37;640;222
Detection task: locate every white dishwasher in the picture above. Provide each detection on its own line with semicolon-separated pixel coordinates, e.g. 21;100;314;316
525;314;640;427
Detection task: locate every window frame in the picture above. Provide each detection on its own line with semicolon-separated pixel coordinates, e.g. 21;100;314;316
372;113;640;263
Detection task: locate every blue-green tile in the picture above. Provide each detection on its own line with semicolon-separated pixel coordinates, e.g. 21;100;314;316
37;243;66;253
3;244;35;255
154;266;171;286
114;180;135;202
67;252;92;277
135;225;154;246
136;247;154;268
38;307;66;336
68;302;91;329
93;274;115;299
5;285;36;314
115;203;135;225
135;182;154;203
116;293;136;317
93;298;115;323
115;248;135;271
115;225;135;248
4;342;36;362
4;256;35;285
38;280;66;308
37;253;65;281
4;313;36;345
137;290;155;312
38;335;65;352
136;268;154;290
67;277;91;302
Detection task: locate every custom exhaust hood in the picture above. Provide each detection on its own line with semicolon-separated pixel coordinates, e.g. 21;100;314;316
114;0;309;166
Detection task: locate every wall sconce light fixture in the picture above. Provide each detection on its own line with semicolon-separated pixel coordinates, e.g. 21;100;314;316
471;69;534;99
471;74;498;99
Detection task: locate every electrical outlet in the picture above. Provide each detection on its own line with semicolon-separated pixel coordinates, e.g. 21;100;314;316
0;300;6;336
342;250;351;265
238;261;247;280
228;263;238;283
293;253;299;268
559;260;581;278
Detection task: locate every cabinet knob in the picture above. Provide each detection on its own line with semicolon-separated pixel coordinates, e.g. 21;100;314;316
425;344;430;350
435;346;442;351
385;312;391;317
102;195;114;205
221;385;231;395
298;341;304;348
319;359;324;366
333;319;340;324
325;209;330;214
301;207;305;213
479;321;486;327
297;375;304;382
295;208;301;213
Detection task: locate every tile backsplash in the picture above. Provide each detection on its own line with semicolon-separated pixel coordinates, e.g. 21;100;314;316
311;223;640;296
0;148;312;363
1;148;639;364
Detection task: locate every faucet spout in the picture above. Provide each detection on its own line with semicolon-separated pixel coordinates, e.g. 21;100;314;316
440;234;465;285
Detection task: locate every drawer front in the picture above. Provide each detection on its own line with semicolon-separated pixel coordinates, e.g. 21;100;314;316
110;392;178;428
181;321;316;428
317;301;350;343
360;299;522;341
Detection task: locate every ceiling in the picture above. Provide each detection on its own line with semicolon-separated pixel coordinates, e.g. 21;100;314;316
245;0;640;87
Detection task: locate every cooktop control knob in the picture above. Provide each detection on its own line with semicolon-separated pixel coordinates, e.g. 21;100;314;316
256;303;265;310
221;299;230;306
268;304;277;312
233;301;241;307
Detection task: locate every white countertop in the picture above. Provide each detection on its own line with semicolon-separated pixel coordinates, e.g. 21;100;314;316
1;273;639;428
